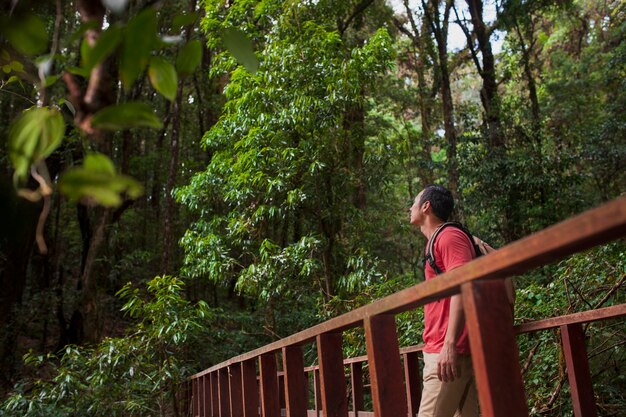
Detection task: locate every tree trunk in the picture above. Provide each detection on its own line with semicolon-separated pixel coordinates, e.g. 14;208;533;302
161;83;184;275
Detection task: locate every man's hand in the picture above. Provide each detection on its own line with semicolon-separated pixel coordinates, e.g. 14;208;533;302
437;342;460;382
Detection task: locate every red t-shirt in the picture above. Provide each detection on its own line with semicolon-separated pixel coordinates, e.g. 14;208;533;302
423;227;475;354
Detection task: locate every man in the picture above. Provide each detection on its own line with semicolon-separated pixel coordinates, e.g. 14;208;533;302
409;184;478;417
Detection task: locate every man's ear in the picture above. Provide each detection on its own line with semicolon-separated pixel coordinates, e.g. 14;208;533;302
422;200;430;212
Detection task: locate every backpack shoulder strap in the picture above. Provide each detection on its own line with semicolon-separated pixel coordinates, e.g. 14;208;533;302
423;222;455;275
423;222;482;275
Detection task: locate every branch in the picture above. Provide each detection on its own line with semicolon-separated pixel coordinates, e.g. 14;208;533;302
452;3;482;75
338;0;375;36
593;270;626;310
521;340;541;376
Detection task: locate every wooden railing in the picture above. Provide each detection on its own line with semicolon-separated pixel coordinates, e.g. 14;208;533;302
188;196;626;417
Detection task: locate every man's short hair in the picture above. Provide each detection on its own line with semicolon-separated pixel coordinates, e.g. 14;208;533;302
419;184;454;221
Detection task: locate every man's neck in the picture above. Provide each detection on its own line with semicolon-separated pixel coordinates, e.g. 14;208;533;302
420;217;446;241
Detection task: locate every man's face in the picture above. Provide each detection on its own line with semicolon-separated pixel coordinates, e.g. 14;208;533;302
409;190;425;226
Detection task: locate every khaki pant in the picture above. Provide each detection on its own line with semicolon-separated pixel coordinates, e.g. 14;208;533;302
417;352;479;417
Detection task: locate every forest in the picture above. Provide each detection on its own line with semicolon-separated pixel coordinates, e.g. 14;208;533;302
0;0;624;415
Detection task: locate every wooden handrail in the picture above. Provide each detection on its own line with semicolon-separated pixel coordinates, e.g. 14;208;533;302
191;196;626;379
292;304;626;372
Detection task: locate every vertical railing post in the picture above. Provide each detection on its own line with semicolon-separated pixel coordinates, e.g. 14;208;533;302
230;363;244;417
561;323;598;417
283;346;308;417
462;280;528;417
204;375;212;417
279;374;286;412
260;352;280;417
242;358;259;417
219;368;231;417
314;369;322;417
192;377;199;417
211;372;219;417
199;375;206;417
364;314;407;417
317;333;348;417
403;352;421;417
349;362;364;417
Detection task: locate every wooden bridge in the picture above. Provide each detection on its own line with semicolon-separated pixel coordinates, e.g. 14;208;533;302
187;196;626;417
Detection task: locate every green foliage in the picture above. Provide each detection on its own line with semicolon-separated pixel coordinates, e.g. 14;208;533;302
148;57;178;102
59;153;143;207
176;40;203;76
8;107;64;184
120;8;158;89
222;28;259;73
177;12;395;314
91;102;163;130
1;14;48;56
1;276;213;417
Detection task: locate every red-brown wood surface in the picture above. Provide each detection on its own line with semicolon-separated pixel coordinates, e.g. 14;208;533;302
191;196;626;379
219;368;231;417
279;374;286;410
349;362;364;416
192;377;198;417
283;346;308;417
314;369;322;416
260;353;280;417
230;363;244;417
242;359;259;417
516;304;626;334
317;333;348;417
561;323;598;417
364;315;407;417
462;280;527;417
403;352;421;417
211;372;219;417
203;375;211;417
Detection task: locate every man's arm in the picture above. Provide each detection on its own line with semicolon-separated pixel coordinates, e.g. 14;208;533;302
437;293;465;382
436;229;474;383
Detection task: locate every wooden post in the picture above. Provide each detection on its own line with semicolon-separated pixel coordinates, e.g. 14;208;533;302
317;333;348;417
403;352;421;417
204;375;212;417
260;353;280;417
279;374;286;411
242;359;259;417
364;314;407;417
561;323;598;417
192;377;199;417
211;372;219;417
283;346;308;417
219;368;231;417
462;280;528;417
230;363;244;417
349;362;364;417
314;369;322;417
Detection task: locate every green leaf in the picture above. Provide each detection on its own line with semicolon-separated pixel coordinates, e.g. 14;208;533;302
82;25;123;70
4;14;48;56
66;66;91;78
10;60;25;73
91;102;163;130
148;57;178;101
44;75;60;87
120;8;157;89
172;12;199;31
176;40;202;77
222;28;259;73
59;153;143;207
9;107;65;183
